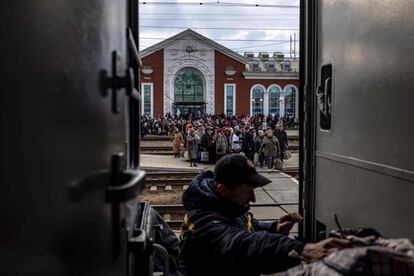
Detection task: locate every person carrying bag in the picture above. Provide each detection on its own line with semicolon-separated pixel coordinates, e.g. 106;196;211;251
259;129;280;173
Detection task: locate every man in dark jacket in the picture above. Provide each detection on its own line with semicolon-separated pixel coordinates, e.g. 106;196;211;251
242;127;255;161
200;127;215;164
275;125;288;162
179;154;350;276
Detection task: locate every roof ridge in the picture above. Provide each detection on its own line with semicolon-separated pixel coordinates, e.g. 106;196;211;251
139;29;248;64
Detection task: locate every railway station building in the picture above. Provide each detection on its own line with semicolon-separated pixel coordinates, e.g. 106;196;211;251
139;29;299;118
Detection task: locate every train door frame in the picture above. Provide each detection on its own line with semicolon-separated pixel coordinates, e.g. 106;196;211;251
127;0;141;169
299;0;319;241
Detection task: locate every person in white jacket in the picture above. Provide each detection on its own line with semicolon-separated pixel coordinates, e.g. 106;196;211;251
231;130;242;153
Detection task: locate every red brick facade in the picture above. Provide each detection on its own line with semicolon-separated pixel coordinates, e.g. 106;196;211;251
140;48;299;116
140;49;164;116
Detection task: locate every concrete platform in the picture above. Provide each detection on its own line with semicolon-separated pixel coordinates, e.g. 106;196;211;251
140;152;298;172
141;153;299;222
252;171;299;220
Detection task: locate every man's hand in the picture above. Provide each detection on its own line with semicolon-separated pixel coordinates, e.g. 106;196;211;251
301;238;352;262
276;213;302;234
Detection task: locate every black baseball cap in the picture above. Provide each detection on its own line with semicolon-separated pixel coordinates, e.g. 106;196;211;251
214;154;272;187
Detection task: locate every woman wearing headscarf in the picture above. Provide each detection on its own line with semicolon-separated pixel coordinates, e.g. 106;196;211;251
187;128;199;167
213;128;228;161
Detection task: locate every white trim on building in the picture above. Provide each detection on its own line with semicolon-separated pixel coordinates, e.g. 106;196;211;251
267;84;283;116
282;84;299;119
250;84;266;116
243;72;299;80
163;34;215;114
140;29;248;64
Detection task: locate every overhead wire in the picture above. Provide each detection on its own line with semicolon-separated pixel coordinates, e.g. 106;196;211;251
139;13;299;15
140;42;292;52
138;2;299;57
140;43;298;54
140;18;298;21
140;26;299;31
137;54;300;60
140;37;294;42
137;54;301;57
232;41;288;50
140;2;299;8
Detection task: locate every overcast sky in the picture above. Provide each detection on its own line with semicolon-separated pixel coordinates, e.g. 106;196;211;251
139;0;299;57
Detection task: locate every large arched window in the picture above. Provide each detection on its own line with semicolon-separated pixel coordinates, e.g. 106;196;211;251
284;85;297;117
174;68;204;103
251;85;265;115
268;85;281;115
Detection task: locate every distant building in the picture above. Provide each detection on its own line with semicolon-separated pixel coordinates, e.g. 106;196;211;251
139;29;299;118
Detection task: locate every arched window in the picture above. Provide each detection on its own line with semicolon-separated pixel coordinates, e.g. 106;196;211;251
284;85;297;117
174;67;204;103
251;85;264;115
268;85;281;115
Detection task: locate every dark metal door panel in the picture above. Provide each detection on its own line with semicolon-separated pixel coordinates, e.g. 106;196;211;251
312;0;414;239
0;0;140;275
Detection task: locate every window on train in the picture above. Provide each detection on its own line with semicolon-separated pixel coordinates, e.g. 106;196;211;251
319;64;332;130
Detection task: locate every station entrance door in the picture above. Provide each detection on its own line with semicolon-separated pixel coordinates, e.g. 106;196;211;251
173;67;205;117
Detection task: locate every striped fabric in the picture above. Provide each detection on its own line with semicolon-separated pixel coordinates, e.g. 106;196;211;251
280;237;414;276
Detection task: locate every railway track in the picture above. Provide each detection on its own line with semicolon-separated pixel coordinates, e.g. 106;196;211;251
144;169;299;192
152;203;299;230
140;146;173;155
142;135;171;141
143;170;300;229
144;171;198;192
282;168;299;180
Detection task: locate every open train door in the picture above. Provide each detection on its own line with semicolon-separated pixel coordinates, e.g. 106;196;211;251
302;0;414;241
0;0;150;275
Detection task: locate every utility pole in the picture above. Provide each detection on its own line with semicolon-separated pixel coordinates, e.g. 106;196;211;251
294;33;296;60
290;35;292;58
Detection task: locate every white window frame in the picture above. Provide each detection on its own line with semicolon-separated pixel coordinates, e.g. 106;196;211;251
224;83;236;116
283;84;299;118
250;84;266;116
267;84;283;116
141;82;154;117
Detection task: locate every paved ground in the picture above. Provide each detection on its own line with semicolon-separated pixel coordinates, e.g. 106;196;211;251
140;131;299;232
141;152;299;219
140;152;298;171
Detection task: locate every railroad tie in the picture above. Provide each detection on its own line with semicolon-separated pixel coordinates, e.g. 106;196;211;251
164;213;171;221
149;186;157;193
165;185;173;192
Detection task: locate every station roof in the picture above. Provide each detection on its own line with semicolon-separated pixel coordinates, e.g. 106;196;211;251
139;29;249;64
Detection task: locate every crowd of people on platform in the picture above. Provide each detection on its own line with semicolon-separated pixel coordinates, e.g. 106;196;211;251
141;113;297;137
141;113;292;172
